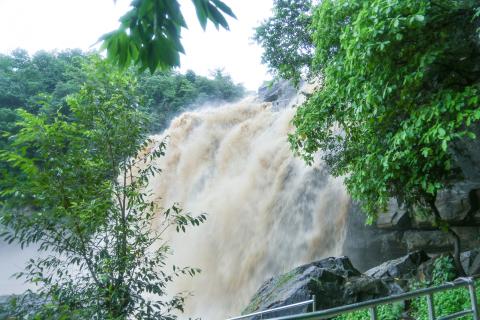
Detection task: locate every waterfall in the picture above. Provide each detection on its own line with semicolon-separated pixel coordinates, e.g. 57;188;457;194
147;94;349;319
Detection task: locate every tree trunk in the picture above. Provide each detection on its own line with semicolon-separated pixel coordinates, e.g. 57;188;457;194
427;197;467;277
447;227;467;277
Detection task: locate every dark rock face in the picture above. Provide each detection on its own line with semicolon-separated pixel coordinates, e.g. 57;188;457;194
257;80;297;110
241;250;480;319
343;131;480;270
376;199;411;229
343;201;480;271
461;249;480;276
451;124;480;184
435;182;479;222
365;251;429;279
342;202;410;271
375;182;480;229
241;256;402;319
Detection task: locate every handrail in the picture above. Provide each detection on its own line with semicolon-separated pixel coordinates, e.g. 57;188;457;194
265;276;480;320
226;296;316;320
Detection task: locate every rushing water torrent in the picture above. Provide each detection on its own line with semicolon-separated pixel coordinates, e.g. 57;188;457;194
147;96;349;319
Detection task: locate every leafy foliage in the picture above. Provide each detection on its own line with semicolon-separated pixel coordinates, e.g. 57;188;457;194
0;49;88;110
0;50;245;140
289;0;480;223
101;0;236;72
410;256;474;320
139;68;245;132
254;0;314;84
333;303;403;320
0;59;206;319
0;49;89;190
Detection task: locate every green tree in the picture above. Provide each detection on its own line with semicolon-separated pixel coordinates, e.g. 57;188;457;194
0;49;244;146
0;59;206;319
102;0;236;72
289;0;480;274
0;49;89;187
253;0;314;84
138;68;245;132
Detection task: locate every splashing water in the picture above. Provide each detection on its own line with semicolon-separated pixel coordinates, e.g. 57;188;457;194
147;96;349;319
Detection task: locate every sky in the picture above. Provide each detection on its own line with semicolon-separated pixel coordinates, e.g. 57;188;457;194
0;0;273;90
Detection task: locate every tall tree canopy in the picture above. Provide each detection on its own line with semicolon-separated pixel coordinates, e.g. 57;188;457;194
280;0;480;271
290;0;480;219
0;50;244;140
253;0;314;84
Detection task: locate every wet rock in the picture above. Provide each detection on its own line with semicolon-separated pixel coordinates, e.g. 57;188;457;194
365;251;430;279
451;124;480;184
241;256;401;319
376;199;411;229
343;276;403;302
461;249;480;276
257;80;297;109
402;228;480;253
403;230;451;252
416;258;437;283
436;182;480;222
343;202;411;271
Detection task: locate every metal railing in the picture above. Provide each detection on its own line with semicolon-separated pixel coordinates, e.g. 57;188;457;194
264;276;480;320
226;296;316;320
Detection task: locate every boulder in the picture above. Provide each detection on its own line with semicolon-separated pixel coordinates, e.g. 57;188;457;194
403;230;453;253
402;228;480;253
461;249;480;276
436;182;480;222
342;202;410;271
376;199;410;229
241;256;401;319
416;258;437;283
451;124;480;184
365;251;430;280
257;80;297;110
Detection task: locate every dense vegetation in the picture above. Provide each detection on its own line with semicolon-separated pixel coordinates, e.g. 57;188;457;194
335;256;479;320
0;58;209;319
0;49;244;140
257;0;480;274
0;0;242;318
0;50;243;317
253;0;314;85
138;68;245;132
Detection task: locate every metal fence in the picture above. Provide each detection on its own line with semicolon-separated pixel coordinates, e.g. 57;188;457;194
226;296;316;320
227;276;480;320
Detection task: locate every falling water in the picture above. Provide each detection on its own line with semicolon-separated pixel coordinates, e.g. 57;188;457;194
147;94;350;319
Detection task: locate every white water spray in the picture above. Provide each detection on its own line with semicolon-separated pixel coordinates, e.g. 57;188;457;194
148;95;349;319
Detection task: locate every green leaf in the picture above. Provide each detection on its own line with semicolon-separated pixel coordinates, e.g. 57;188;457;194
414;14;425;22
441;139;448;151
212;0;237;19
192;0;208;30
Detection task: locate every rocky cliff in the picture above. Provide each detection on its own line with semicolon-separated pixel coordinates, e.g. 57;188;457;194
259;80;480;272
241;249;480;318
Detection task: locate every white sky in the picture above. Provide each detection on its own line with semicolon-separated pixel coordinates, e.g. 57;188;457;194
0;0;273;90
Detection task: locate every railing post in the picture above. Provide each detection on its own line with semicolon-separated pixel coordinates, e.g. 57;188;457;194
312;295;316;312
426;293;436;320
369;307;377;320
468;279;479;320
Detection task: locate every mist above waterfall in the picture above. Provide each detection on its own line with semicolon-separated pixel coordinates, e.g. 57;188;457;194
147;95;349;319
